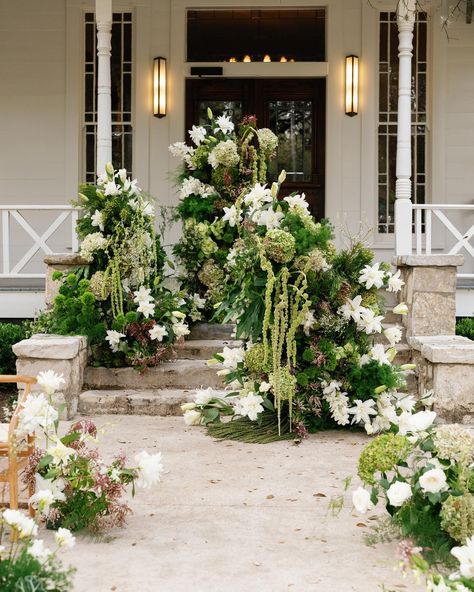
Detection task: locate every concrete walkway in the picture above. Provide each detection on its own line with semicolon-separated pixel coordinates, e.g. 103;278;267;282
46;416;422;592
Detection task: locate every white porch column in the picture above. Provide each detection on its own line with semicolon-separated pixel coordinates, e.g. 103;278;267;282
96;0;112;175
394;0;416;255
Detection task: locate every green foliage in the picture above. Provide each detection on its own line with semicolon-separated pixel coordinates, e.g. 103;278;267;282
0;551;75;592
282;213;333;256
347;361;400;400
456;316;474;340
358;434;412;485
0;322;26;375
177;195;217;221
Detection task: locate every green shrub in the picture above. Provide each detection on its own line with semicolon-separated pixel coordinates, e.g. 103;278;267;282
0;322;26;375
456;316;474;340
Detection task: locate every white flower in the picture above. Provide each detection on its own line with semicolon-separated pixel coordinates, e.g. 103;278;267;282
323;387;350;426
96;173;108;186
18;392;58;437
384;325;403;347
118;168;128;183
29;489;55;515
357;309;384;335
180;176;204;198
234;392;264;421
194;387;217;405
183;409;202;425
368;343;392;365
181;402;196;411
349;399;377;425
359;262;386;289
192;293;206;309
255;208;284;230
79;232;108;262
393;303;409;315
103;181;121;196
173;322;190;338
28;539;52;561
134;450;164;489
55;528;76;549
243;183;273;212
91;209;104;231
133;286;153;304
208;139;239;169
339;295;365;323
214;114;234;135
189;125;207;146
142;201;154;217
222;205;242;227
169;141;192;160
409;410;437;432
48;439;75;466
419;468;448;494
149;325;168;341
387;270;405;292
301;310;316;336
171;310;186;321
2;509;38;538
105;330;125;352
386;481;412;506
35;474;66;502
37;370;65;395
284;194;310;212
137;300;156;318
394;393;416;413
259;381;271;393
352;486;373;514
451;536;474;578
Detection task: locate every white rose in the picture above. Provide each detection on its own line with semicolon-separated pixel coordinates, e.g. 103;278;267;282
419;468;448;494
352;486;373;514
386;481;412;507
183;409;201;426
409;410;437;432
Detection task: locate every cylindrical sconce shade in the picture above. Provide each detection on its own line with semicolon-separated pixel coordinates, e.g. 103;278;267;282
345;55;359;116
153;57;167;118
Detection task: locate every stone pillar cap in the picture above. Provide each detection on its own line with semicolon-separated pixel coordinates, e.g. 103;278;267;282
44;253;87;265
13;334;87;360
408;334;474;363
392;254;464;267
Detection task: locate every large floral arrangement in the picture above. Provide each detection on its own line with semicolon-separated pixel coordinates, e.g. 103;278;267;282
169;110;278;321
18;371;164;532
182;174;411;441
0;508;75;591
351;412;474;566
39;163;190;369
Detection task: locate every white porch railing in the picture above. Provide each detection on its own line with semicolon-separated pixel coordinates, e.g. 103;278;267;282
413;204;474;280
0;206;80;279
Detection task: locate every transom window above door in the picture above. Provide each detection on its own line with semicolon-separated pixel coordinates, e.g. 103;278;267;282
186;9;326;63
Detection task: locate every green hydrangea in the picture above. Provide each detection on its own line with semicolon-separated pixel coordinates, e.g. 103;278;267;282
89;271;110;301
263;229;296;264
191;144;209;169
201;237;218;257
358;434;412;485
198;260;225;289
440;494;474;543
244;343;272;374
361;292;380;309
269;366;297;401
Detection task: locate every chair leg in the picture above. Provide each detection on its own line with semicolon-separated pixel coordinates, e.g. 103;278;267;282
28;478;35;518
8;463;19;542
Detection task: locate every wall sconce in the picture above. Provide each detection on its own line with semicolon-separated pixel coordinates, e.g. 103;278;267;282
153;57;167;118
345;55;359;116
263;54;271;62
243;55;252;62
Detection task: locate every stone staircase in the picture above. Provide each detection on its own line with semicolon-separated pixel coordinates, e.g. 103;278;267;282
78;324;238;416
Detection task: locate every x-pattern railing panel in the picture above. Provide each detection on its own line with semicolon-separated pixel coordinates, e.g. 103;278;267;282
0;206;80;279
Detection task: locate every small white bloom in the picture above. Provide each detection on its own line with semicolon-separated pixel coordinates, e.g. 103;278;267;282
118;168;128;183
357;309;384;335
348;399;377;425
103;181;121;196
28;539;52;561
368;343;391;365
339;295;365;323
169;141;192;161
394;393;417;413
387;269;405;293
105;330;125;352
55;528;76;549
149;324;168;342
259;381;271;393
48;439;75;466
386;481;412;507
171;310;186;321
183;409;202;426
134;450;164;489
3;509;38;538
192;293;206;309
359;262;386;289
137;300;156;318
173;322;190;338
451;536;474;578
189;125;207;146
18;392;58;437
301;310;316;336
29;489;55;516
393;302;409;315
419;468;448;494
222;205;242;227
133;286;153;304
255;208;284;230
194;387;217;405
234;392;264;421
214;114;234;135
37;370;65;395
384;325;403;347
284;194;309;212
220;346;245;370
91;209;104;232
352;486;374;514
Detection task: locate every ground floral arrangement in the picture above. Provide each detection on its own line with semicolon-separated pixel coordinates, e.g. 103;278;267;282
181;174;412;442
347;412;474;591
169;110;278;322
33;164;190;369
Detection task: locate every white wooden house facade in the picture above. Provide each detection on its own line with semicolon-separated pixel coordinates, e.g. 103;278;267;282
0;0;473;317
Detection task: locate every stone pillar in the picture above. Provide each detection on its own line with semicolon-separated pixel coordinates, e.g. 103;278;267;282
96;0;112;174
393;254;464;338
394;0;416;256
44;254;87;308
13;335;88;420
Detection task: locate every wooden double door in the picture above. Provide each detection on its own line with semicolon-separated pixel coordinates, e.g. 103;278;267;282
186;78;326;219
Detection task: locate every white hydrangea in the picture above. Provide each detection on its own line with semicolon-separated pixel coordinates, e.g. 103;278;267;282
233;392;264;421
208;140;239;169
17;392;58;437
134;450;164;489
80;232;108;262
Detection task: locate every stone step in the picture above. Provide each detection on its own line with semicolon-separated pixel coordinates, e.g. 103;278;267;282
176;339;242;360
383;310;402;324
79;388;208;416
83;359;224;390
189;323;235;340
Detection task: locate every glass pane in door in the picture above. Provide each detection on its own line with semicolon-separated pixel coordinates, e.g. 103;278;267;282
268;100;313;182
197;101;243;126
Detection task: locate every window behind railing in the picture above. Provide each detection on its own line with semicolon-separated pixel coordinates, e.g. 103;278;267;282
83;12;133;183
377;11;428;234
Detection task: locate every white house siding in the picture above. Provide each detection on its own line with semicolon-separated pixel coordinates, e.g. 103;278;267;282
0;0;473;290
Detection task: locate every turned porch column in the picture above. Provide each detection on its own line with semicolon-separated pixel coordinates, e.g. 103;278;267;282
96;0;112;175
394;0;416;256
